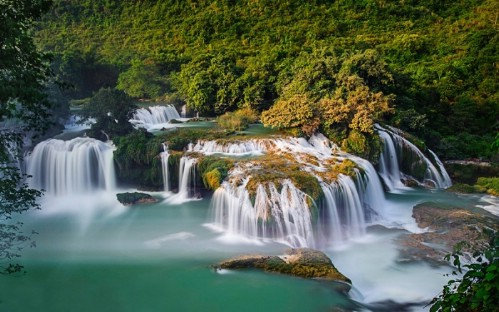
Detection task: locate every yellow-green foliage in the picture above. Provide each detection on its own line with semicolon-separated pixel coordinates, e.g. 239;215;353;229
341;131;369;157
321;159;359;183
204;169;222;190
447;183;487;194
341;130;381;162
476;177;499;196
244;155;322;203
216;107;259;132
261;95;320;136
321;82;394;135
198;156;234;191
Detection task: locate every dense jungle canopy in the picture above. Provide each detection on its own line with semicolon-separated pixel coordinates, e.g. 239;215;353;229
35;0;498;159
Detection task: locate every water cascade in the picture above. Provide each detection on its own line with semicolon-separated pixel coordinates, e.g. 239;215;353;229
193;134;387;247
188;139;271;156
26;137;116;195
129;105;180;130
161;143;170;192
376;125;452;189
168;156;198;203
211;178;315;247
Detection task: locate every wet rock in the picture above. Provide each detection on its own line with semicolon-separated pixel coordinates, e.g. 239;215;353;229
216;248;351;291
116;192;158;205
397;201;498;265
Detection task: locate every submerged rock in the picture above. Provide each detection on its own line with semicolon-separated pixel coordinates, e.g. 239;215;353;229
397;202;498;265
116;192;158;205
216;248;351;291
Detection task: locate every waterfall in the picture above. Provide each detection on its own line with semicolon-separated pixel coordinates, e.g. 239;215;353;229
428;150;452;187
26;138;116;196
181;105;187;118
168;156;198;204
129;105;180;130
377;130;408;191
161;143;170;192
376;125;452;189
201;133;391;247
211;178;315;248
188;139;271;156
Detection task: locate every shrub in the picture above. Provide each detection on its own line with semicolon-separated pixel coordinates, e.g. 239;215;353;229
216;107;259;132
476;177;499;196
429;235;499;312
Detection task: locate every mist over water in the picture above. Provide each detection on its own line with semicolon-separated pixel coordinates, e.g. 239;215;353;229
6;119;473;311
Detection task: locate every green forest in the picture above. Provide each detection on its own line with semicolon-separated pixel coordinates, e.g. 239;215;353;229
35;0;498;160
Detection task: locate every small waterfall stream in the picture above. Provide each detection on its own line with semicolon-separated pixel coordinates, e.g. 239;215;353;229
167;156;198;204
161;143;170;192
376;125;452;189
26;137;116;196
211;178;315;248
129;105;180;130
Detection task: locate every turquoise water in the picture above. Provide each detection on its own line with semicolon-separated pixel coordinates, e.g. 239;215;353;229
1;187;490;311
0;194;353;312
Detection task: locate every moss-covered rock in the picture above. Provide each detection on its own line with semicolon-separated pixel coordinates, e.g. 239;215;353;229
197;156;234;191
116;192;158;205
216;248;351;291
476;177;499;196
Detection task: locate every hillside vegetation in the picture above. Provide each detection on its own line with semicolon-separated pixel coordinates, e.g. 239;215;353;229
36;0;498;159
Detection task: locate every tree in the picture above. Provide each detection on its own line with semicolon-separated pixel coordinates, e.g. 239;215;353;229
117;59;166;99
261;94;321;136
80;88;137;141
0;0;53;273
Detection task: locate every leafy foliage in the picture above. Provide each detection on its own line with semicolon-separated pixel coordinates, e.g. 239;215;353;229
430;235;499;312
35;0;499;159
1;0;52;273
216;107;259;132
197;157;234;191
80;88;136;141
261;94;320;136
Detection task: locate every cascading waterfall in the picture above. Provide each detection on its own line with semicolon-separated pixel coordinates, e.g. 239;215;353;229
377;130;408;191
195;134;388;247
26;137;116;196
168;156;198;203
129;105;180;130
211;178;315;248
318;158;385;245
161;143;170;192
376;125;452;189
428;150;452;186
188;139;271;156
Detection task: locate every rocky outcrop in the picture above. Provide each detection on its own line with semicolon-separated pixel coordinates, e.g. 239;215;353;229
116;192;158;205
444;161;499;185
397;202;498;265
216;248;351;291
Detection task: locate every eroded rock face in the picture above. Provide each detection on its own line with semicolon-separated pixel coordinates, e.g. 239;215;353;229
397;202;498;265
116;192;158;205
216;248;351;291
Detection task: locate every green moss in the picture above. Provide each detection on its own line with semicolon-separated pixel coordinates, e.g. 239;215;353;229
243;155;323;205
341;130;382;164
197;156;234;191
447;183;487;194
476;177;499;196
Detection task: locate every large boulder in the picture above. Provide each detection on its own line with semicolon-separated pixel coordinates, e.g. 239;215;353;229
216;248;351;291
397;202;498;265
116;192;158;205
